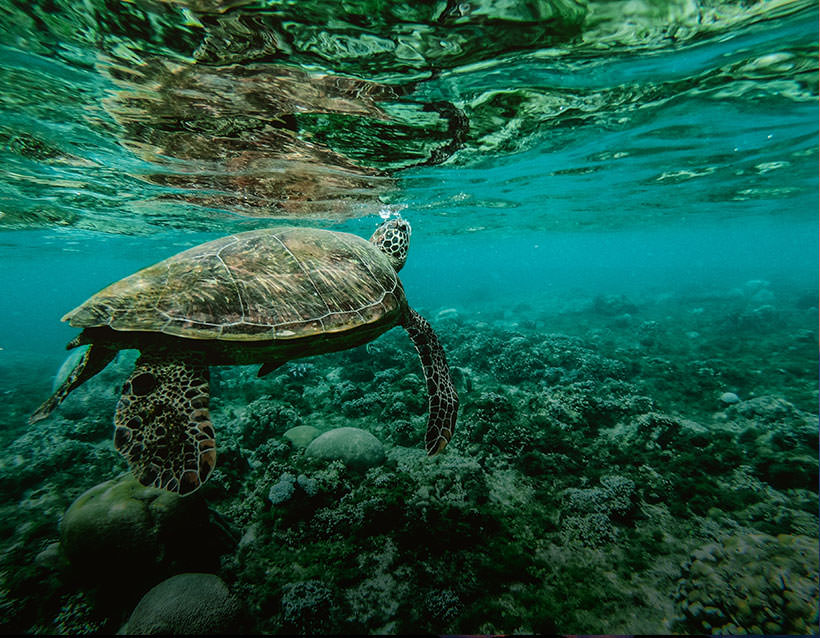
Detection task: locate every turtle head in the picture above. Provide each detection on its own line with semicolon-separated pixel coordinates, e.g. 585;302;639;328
370;218;411;272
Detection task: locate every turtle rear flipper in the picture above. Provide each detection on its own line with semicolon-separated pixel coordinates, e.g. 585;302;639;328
402;308;458;455
114;354;216;495
30;344;116;424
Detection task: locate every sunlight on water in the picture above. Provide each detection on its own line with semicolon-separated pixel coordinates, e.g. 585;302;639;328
0;0;816;232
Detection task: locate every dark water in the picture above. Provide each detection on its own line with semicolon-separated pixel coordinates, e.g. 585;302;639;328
0;0;818;634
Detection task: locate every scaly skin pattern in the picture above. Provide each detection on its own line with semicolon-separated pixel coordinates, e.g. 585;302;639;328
403;308;458;455
114;354;215;495
369;218;410;272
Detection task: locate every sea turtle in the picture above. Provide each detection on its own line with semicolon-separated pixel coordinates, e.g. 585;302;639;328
30;219;458;495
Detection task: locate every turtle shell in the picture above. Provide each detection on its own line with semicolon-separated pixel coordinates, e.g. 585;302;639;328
63;227;405;341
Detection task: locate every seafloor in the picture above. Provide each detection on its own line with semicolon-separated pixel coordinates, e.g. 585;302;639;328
1;280;818;634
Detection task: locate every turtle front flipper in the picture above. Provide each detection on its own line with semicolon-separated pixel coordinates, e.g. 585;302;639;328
402;308;458;455
114;354;216;495
30;344;117;424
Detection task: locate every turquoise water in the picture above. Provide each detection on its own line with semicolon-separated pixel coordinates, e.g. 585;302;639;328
0;0;818;634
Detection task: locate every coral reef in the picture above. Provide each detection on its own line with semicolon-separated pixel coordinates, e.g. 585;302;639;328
560;475;637;547
673;533;819;635
280;580;337;634
0;285;817;634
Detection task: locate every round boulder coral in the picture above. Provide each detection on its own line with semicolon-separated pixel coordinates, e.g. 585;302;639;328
120;573;239;635
283;425;321;449
674;533;819;635
306;427;385;469
59;474;217;586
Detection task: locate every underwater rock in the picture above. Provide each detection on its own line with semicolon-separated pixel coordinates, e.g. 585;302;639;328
473;391;516;426
34;541;69;572
379;399;409;424
610;312;633;327
743;279;771;295
306;427;385;469
386;446;487;514
737;304;780;329
344;539;410;633
388;419;418;447
120;573;239;635
598;475;638;518
728;395;800;423
592;294;638;316
719;391;740;405
331;380;364;403
673;533;819;635
0;422;120;497
737;490;818;538
749;288;776;304
59;474;216;586
436;307;460;322
208;438;252;495
283;425;321;448
637;320;661;347
488;335;546;383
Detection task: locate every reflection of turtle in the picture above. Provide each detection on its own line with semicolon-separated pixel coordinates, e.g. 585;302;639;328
31;219;458;495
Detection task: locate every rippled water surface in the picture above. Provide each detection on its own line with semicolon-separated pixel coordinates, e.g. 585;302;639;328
1;0;817;231
0;0;818;634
